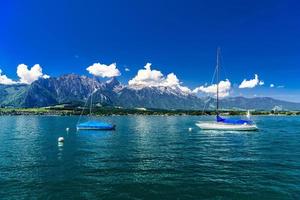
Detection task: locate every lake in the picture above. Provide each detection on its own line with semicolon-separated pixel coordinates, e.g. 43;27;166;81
0;115;299;199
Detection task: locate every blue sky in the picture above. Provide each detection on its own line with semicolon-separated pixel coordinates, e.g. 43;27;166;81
0;0;299;102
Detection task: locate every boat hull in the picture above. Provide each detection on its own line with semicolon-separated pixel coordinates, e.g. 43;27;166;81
76;121;116;131
196;122;258;131
76;125;116;131
76;126;115;131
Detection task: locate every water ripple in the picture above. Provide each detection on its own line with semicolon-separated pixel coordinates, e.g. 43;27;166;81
0;115;299;199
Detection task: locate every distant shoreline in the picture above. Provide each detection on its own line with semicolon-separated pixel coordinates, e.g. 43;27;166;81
0;107;299;116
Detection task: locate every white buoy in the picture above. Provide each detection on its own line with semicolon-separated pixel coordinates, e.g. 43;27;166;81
188;127;192;132
66;128;69;132
58;137;64;142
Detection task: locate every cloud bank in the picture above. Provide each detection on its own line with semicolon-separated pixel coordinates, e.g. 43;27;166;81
128;63;191;93
193;79;231;98
87;62;121;78
0;64;49;85
239;74;264;88
0;61;274;101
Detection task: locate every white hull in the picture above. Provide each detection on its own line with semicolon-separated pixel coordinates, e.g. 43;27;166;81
196;122;258;131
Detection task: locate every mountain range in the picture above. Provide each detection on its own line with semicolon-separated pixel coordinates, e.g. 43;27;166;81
1;74;300;110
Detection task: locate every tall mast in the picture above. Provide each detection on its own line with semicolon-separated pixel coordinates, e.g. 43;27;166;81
216;47;220;114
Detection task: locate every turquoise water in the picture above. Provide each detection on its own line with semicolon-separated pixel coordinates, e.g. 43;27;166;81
0;115;299;199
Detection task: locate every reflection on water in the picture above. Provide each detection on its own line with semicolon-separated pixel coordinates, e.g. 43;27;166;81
0;115;300;199
57;141;64;160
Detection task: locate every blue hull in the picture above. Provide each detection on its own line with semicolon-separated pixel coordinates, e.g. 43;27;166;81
76;121;116;131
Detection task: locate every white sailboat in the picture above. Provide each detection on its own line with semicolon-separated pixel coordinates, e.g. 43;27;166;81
196;48;258;131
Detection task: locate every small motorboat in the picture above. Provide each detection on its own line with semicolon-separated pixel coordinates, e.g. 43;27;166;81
76;121;116;131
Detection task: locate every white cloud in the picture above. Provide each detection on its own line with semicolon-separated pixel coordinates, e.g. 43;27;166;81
86;62;121;78
129;63;163;86
0;69;17;85
239;74;264;88
193;79;231;98
277;85;285;88
270;84;274;88
128;63;191;93
17;64;49;84
164;73;180;87
125;67;130;72
1;64;49;85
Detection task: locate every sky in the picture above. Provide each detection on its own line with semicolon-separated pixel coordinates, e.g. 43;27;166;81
0;0;299;102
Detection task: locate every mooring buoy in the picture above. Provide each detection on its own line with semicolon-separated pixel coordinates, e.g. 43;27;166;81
58;137;64;142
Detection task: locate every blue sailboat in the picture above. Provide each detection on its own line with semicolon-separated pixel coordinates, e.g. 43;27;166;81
196;48;258;131
76;78;116;131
